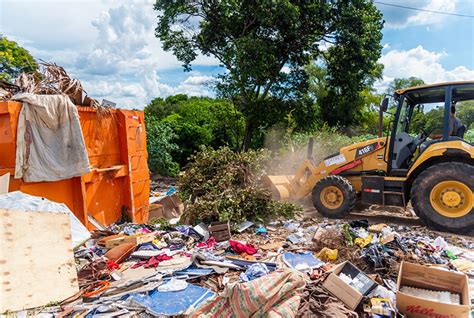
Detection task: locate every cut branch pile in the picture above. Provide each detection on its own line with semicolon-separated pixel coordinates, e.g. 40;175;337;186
178;146;302;225
1;61;105;110
16;62;85;104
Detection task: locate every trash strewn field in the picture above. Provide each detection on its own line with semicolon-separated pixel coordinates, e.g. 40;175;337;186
4;186;472;317
0;59;472;317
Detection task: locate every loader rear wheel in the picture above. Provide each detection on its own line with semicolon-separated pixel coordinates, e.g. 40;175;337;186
411;162;473;234
312;175;356;218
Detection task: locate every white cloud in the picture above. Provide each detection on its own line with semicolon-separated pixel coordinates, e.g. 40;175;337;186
377;45;474;91
404;0;455;27
82;73;215;107
72;1;220;107
1;0;219;109
171;74;215;97
181;75;215;86
380;0;457;29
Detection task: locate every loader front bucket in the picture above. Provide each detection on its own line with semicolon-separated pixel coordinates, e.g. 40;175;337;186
261;175;295;201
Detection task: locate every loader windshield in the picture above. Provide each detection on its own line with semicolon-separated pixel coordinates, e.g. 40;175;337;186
396;87;447;136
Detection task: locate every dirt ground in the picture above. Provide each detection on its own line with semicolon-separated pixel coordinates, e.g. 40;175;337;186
305;203;474;242
150;174;473;240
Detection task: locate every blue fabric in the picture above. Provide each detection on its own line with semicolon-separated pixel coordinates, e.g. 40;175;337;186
127;284;215;316
255;226;268;235
239;263;270;282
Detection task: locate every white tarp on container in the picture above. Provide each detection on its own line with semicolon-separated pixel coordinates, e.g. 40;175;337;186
12;93;90;182
0;191;90;247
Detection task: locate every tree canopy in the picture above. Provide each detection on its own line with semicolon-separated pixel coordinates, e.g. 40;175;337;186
387;77;425;93
145;95;244;167
154;0;384;149
0;36;38;83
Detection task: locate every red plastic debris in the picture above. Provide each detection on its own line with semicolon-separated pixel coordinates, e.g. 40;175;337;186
229;240;257;255
196;237;217;249
131;254;173;269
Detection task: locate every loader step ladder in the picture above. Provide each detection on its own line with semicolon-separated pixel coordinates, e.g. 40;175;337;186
382;191;406;208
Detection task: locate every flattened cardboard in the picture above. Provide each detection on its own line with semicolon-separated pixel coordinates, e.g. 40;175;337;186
322;261;377;310
396;261;470;318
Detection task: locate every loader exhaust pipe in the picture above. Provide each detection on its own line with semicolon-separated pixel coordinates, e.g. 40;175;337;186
307;137;314;160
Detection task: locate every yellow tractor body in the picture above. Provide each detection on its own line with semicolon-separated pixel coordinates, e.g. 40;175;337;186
263;137;388;199
264;81;474;234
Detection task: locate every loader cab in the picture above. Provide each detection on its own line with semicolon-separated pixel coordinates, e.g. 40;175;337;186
387;82;474;176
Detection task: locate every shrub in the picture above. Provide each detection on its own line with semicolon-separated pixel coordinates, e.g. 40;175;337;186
145;115;180;176
178;147;302;225
465;129;474;143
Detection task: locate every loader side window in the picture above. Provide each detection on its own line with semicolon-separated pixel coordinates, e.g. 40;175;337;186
396;99;410;134
452;87;474;142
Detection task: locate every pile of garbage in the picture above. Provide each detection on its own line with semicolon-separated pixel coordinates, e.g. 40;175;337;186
10;205;471;317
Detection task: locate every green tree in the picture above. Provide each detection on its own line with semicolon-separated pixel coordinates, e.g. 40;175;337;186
145;95;245;166
162;113;214;165
0;36;38;83
154;0;384;149
356;88;386;135
305;63;385;135
410;106;444;135
318;5;384;127
387;77;425;93
457;100;474;129
386;77;426;116
145;114;180;176
146;94;189;119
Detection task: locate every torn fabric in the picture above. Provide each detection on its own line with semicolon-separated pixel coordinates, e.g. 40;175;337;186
12;93;90;182
190;268;306;317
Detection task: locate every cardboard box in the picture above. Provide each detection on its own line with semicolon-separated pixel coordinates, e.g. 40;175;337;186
105;232;156;248
322;261;378;310
148;194;184;221
396;261;470;318
148;203;165;219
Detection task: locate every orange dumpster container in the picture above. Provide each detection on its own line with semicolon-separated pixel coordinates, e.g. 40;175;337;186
0;101;150;229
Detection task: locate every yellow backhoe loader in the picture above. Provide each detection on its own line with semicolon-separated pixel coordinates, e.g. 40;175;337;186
263;81;474;234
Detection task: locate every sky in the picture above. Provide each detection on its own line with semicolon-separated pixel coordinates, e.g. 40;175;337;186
0;0;473;109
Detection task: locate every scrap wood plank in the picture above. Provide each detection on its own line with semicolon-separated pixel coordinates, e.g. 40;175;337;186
209;221;231;242
0;209;79;313
0;173;9;195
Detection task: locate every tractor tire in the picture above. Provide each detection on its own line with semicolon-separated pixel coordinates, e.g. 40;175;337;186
411;162;473;234
312;175;356;219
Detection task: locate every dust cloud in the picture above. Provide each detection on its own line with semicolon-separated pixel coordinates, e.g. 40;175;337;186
264;127;340;175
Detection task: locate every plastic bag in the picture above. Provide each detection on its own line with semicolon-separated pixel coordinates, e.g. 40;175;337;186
157;278;188;292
